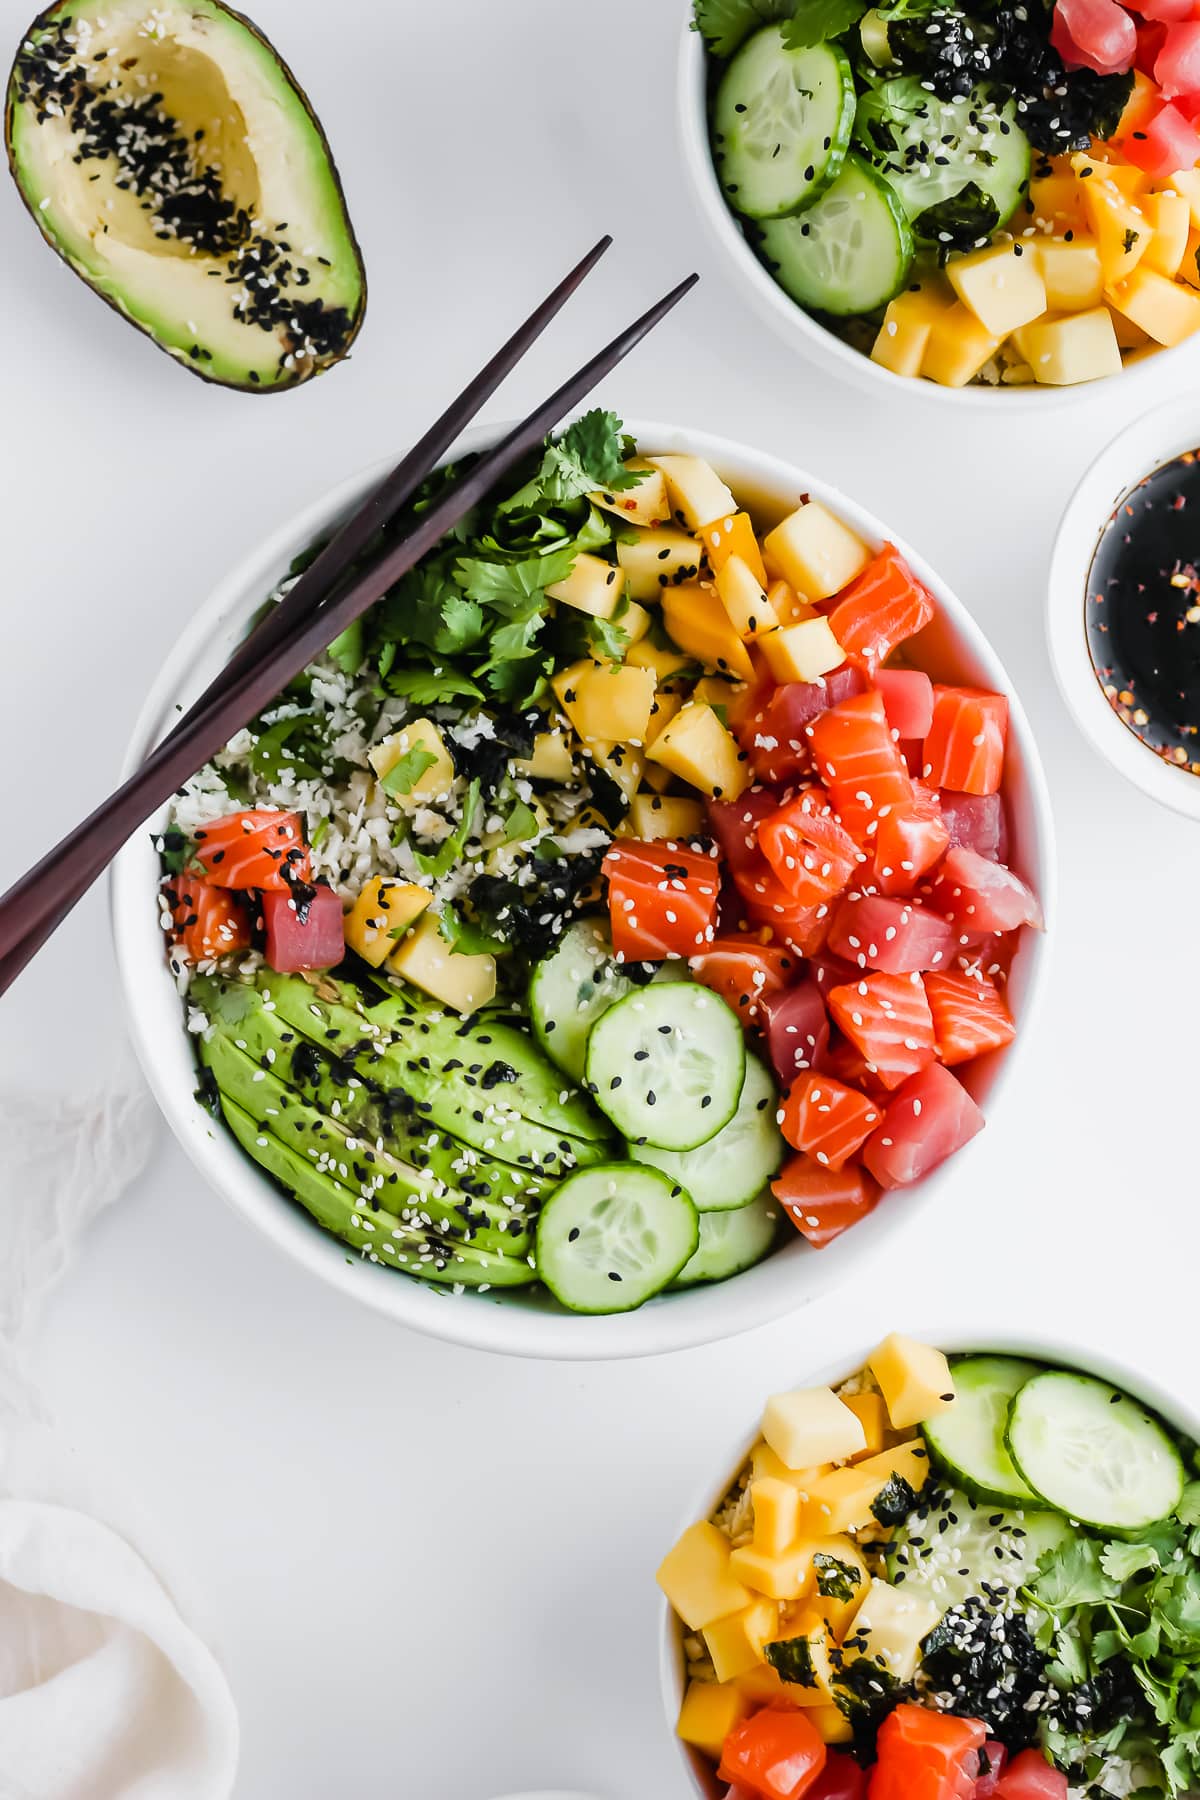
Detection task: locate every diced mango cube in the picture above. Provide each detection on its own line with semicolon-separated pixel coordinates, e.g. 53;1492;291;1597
752;1477;805;1555
715;554;779;639
842;1391;888;1458
344;878;430;966
1170;168;1200;232
766;579;816;627
647;700;750;801
750;1440;820;1492
764;501;870;602
512;730;574;782
704;1597;781;1683
764;1608;837;1701
699;509;768;586
946;242;1047;337
757;617;845;685
1109;265;1200;346
626;636;694;684
921;304;1002;388
1106;304;1150;349
1036;237;1104;311
1028;170;1087;234
662;583;756;682
546;551;626;619
809;1704;854;1745
1143;191;1191;278
691;674;741;710
369;718;456;809
871;280;953;379
386;913;496;1014
642;758;676;794
730;1541;815;1602
734;1663;786;1705
617;525;702;602
870;1333;955;1429
657;1520;752;1630
1080;174;1149;285
1021;308;1122;384
648;454;737;530
803;1441;932;1535
850;1580;941;1682
628;791;705;840
762;1387;867;1471
552;659;657;743
676;1680;751;1760
645;690;683;745
589;457;669;529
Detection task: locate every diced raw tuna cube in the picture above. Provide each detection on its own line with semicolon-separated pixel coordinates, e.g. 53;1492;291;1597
262;884;345;973
862;1062;985;1188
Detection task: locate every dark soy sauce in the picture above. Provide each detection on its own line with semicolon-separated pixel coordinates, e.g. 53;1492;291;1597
1086;449;1200;775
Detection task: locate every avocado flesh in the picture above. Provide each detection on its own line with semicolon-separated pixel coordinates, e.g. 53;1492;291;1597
6;0;365;390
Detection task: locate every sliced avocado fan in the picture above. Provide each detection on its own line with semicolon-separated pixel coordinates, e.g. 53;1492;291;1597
194;972;614;1288
6;0;366;390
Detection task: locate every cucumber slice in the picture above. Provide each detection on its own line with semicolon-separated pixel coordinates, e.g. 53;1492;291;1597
585;982;746;1152
669;1189;782;1286
534;1162;698;1313
630;1052;783;1213
756;154;913;316
923;1356;1042;1508
528;919;635;1083
853;77;1031;248
713;28;857;221
1006;1371;1185;1533
887;1485;1073;1614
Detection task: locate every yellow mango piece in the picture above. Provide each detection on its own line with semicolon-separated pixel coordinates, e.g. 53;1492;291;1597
648;453;737;530
871;281;953;379
1073;152;1149;199
698;509;768;586
841;1391;888;1458
763;1607;837;1702
803;1442;932;1535
809;1704;854;1746
764;500;870;602
646;690;683;746
677;1680;751;1761
628;791;705;841
766;578;816;628
1036;237;1104;311
850;1579;941;1682
1020;308;1122;384
512;730;574;783
545;551;626;619
1109;265;1200;346
750;1440;822;1492
589;457;669;529
387;913;496;1014
657;1520;752;1631
369;718;456;810
947;242;1047;337
762;1387;866;1471
344;878;430;967
715;554;779;640
1027;169;1087;235
1106;304;1150;349
691;674;741;710
662;583;756;683
1170;168;1200;232
704;1597;782;1683
921;303;1003;388
870;1333;955;1429
1080;173;1149;285
752;1477;805;1556
626;636;694;684
734;1663;786;1705
565;660;658;743
647;700;750;802
642;758;676;794
809;1535;871;1638
730;1541;816;1602
757;617;845;685
617;524;703;602
1144;191;1191;278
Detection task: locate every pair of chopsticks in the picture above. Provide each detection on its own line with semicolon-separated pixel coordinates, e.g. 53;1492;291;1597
0;240;698;997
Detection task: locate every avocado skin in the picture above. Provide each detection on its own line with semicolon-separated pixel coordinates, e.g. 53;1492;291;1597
5;0;367;392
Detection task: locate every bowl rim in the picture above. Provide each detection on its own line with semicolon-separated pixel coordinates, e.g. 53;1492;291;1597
657;1323;1200;1799
111;417;1055;1362
675;21;1200;410
1048;393;1200;821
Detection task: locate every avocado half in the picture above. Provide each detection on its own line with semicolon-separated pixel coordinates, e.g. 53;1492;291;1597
5;0;366;391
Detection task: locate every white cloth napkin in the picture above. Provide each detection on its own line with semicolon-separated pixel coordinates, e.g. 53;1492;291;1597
0;1079;240;1800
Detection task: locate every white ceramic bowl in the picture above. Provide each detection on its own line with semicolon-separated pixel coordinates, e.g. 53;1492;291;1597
1049;394;1200;820
111;420;1054;1361
676;22;1200;411
659;1326;1200;1799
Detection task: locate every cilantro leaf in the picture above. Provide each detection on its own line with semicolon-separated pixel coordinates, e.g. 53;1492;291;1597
500;410;640;513
436;904;506;956
1029;1539;1120;1611
692;0;795;57
783;0;867;48
455;546;577;615
380;746;438;798
383;665;484;707
587;613;630;662
503;800;540;844
413;780;481;879
327;618;363;674
432;593;485;655
1103;1543;1163;1583
1177;1482;1200;1528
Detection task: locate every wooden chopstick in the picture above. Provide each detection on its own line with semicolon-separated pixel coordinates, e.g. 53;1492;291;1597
0;268;699;993
0;237;613;996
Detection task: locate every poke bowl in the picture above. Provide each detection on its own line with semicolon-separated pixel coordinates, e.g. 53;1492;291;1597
659;1327;1200;1799
111;419;1053;1360
678;0;1200;404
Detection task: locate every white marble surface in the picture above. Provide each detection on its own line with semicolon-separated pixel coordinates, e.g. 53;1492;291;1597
2;0;1199;1794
